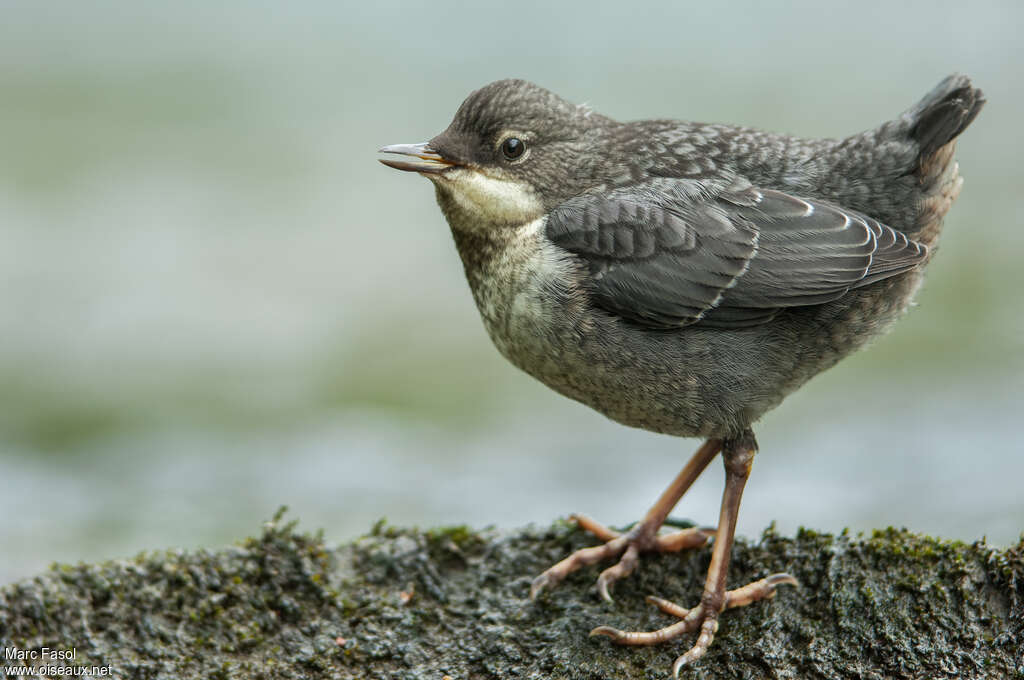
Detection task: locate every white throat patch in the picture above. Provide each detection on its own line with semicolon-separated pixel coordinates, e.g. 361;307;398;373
434;168;543;226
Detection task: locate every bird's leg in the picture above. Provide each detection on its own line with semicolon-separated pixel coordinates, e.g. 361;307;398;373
531;438;722;602
590;430;796;677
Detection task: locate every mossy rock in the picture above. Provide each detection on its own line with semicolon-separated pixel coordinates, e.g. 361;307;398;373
1;511;1022;679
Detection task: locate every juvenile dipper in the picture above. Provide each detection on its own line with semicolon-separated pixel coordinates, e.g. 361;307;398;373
379;75;984;674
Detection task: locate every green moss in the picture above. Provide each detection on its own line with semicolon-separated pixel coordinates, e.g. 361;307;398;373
424;524;487;556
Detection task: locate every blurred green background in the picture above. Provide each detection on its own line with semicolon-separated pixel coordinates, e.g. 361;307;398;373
2;1;1022;583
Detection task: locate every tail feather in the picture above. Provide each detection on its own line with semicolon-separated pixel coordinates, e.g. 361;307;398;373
826;75;983;244
901;75;985;245
905;74;986;163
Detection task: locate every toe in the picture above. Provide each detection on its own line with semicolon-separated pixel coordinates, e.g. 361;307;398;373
724;572;798;609
590;614;699;646
645;594;690;618
570;513;622;541
653;527;715;552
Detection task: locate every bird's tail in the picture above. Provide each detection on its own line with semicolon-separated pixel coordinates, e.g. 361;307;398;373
832;75;984;246
899;74;985;244
903;74;986;163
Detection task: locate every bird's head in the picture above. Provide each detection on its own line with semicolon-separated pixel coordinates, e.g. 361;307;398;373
380;79;618;228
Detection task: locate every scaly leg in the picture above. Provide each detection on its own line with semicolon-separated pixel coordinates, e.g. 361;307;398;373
590;430;796;676
531;438;722;602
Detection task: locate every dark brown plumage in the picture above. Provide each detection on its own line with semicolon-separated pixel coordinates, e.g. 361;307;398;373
379;75;984;674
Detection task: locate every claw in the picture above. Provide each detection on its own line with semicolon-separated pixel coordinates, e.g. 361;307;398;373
672;618;719;677
588;625;620;639
529;573;552;601
769;572;799;587
596;576;614;603
595;543;639;602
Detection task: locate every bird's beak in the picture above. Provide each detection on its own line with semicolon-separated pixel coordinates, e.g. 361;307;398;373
378;142;458;175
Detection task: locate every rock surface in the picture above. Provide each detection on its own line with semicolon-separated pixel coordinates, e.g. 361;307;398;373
1;510;1022;679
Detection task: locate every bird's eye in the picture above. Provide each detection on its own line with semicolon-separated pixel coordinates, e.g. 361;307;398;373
501;137;525;161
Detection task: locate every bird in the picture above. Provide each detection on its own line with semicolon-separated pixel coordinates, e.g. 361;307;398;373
378;75;984;675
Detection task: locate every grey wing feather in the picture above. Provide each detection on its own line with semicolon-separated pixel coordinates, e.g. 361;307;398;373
546;186;756;327
546;181;928;329
718;188;926;307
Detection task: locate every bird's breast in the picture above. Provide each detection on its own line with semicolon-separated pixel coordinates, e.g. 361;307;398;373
452;218;591;376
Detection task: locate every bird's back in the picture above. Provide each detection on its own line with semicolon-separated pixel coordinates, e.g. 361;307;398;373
627;74;983;245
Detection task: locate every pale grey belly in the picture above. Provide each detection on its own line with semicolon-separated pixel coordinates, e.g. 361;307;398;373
475;269;924;439
477;282;784;438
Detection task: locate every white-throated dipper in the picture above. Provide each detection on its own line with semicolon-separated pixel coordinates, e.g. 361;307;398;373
378;75;984;674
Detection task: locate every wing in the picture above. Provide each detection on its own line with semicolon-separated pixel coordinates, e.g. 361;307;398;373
545;179;928;329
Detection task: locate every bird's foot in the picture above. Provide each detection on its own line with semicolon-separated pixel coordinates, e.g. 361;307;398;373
530;513;715;602
590;573;797;677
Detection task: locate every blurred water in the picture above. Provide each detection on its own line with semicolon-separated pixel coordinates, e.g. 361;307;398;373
2;1;1022;583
